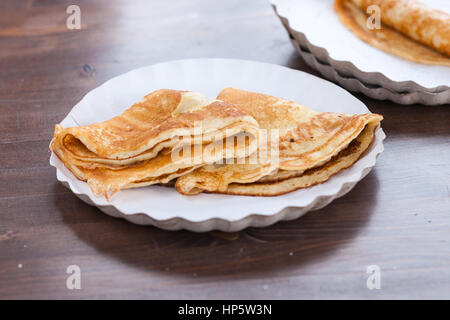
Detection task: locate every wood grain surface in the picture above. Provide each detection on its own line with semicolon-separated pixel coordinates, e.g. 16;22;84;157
0;0;449;299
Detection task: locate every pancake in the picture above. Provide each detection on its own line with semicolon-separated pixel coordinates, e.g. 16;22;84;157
52;131;254;197
223;120;379;196
51;89;260;197
173;129;279;195
53;90;259;165
175;88;382;196
334;0;450;66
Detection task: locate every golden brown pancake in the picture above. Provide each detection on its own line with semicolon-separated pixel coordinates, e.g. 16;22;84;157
173;129;279;195
175;88;383;196
51;89;260;197
223;121;379;196
334;0;450;66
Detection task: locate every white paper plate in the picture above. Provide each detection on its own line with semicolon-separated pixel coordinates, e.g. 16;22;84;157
49;58;385;232
271;0;450;104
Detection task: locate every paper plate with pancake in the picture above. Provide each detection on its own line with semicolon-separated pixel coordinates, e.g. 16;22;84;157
271;0;450;105
49;59;385;232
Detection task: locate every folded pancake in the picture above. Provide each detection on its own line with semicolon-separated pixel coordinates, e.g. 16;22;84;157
175;88;382;196
223;119;379;196
51;89;260;197
335;0;450;65
173;129;280;195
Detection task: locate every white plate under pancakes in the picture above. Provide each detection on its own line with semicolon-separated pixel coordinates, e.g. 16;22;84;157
271;0;450;105
49;58;385;232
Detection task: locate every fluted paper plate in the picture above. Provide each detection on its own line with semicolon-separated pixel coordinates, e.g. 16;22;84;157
49;59;385;232
272;0;450;105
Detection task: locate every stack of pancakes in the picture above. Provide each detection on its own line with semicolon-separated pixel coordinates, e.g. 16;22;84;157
51;88;382;198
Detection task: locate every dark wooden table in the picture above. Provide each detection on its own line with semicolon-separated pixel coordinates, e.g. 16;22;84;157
1;0;449;299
